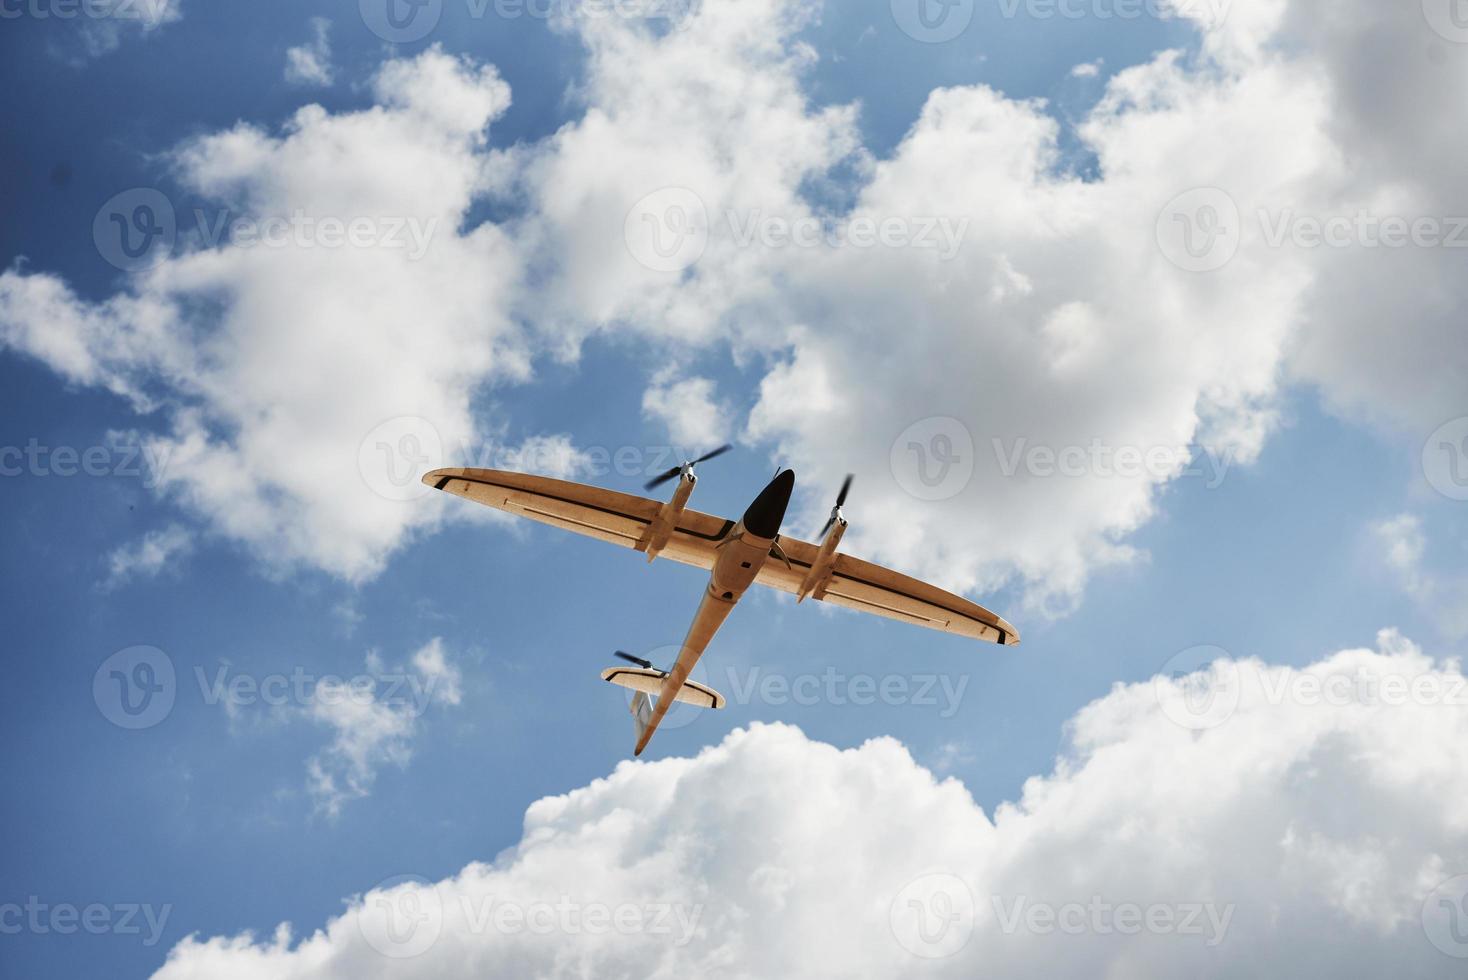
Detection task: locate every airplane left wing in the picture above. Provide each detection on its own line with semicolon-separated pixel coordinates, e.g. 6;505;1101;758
423;468;732;570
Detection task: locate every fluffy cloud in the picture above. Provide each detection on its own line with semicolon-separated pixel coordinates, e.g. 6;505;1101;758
306;639;462;819
284;17;334;87
103;523;192;588
2;46;524;582
642;371;730;450
150;631;1468;977
58;0;182;63
6;0;1465;614
1372;514;1468;639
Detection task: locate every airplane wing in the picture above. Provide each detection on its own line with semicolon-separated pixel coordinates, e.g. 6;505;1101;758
423;468;1018;646
750;533;1018;646
423;466;734;568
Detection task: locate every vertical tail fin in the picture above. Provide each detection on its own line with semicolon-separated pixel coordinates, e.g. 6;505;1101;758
630;691;654;750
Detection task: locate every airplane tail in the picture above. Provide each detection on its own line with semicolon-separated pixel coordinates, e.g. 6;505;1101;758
602;664;724;756
629;690;655;749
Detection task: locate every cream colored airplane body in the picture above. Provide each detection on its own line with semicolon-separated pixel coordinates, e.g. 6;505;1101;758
424;462;1018;755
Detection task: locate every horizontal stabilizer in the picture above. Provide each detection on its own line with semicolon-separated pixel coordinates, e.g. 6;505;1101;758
601;666;725;709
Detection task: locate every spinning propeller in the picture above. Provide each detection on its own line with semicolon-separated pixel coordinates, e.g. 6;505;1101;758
614;651;656;670
644;444;732;491
819;474;854;537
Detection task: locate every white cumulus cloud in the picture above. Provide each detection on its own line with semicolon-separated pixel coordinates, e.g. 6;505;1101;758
150;631;1468;978
284;17;334;87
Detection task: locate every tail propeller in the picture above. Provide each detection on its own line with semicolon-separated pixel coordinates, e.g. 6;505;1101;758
819;474;854;537
614;651;655;669
644;444;733;491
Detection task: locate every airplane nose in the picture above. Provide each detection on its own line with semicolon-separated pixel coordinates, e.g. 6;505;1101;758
742;469;795;539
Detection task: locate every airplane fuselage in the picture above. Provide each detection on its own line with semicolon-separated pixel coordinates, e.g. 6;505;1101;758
636;469;795;754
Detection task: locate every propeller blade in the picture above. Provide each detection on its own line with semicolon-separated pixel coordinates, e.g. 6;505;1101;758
835;473;854;507
643;465;683;491
819;515;836;537
614;651;654;669
693;444;732;465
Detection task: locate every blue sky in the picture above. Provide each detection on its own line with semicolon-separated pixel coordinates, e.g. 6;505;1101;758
3;1;1468;977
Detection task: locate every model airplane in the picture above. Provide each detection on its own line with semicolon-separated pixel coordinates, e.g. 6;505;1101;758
423;449;1018;755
